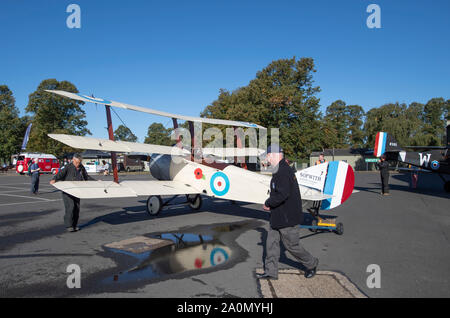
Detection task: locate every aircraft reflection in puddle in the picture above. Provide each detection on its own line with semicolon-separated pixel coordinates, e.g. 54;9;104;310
106;232;232;283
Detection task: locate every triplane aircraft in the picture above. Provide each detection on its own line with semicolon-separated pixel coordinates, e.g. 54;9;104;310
374;120;450;192
46;90;355;235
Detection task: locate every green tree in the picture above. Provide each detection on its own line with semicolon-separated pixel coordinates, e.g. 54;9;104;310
201;57;322;159
144;123;173;146
25;79;90;158
0;85;23;163
114;124;138;142
421;97;447;146
346;104;365;148
323;100;349;148
364;99;448;148
364;103;410;147
322;101;365;149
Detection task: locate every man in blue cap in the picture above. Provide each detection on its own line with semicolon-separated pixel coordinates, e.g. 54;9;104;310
257;144;318;280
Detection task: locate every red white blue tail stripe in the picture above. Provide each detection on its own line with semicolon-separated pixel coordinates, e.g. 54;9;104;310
321;161;355;210
374;132;387;157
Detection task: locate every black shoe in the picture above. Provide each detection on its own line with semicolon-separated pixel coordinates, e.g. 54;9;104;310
256;273;277;280
304;266;317;279
66;227;76;232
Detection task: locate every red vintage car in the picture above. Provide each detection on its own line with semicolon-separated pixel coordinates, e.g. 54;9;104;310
13;153;60;175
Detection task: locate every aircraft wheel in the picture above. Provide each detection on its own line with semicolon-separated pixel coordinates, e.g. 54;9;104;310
444;181;450;193
335;222;344;235
187;194;202;210
146;195;162;216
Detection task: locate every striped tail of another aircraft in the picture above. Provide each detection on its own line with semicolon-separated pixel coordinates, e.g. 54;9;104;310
374;132;403;157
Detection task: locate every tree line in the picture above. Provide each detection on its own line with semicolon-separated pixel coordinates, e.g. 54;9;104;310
1;58;448;163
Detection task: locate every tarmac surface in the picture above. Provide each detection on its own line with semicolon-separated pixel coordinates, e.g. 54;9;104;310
0;170;449;298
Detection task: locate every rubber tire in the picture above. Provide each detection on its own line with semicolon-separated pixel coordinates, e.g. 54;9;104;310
444;181;450;193
335;222;344;235
188;194;202;210
127;167;131;172
146;195;162;216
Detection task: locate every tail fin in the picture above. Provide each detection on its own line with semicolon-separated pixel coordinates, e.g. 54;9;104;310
374;132;403;157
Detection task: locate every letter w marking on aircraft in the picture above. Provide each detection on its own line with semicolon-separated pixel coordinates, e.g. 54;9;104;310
419;153;431;167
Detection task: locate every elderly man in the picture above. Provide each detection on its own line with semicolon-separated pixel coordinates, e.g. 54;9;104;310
50;153;94;232
257;144;318;280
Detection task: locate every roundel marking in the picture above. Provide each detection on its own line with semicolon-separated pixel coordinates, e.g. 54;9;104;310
210;247;229;266
210;171;230;196
430;160;440;170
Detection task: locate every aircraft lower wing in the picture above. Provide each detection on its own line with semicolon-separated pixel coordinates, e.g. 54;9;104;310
52;180;200;199
301;193;334;201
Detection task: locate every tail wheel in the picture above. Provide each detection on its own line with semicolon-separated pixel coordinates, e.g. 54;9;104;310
310;219;318;233
444;181;450;193
335;222;344;235
146;195;162;216
187;194;202;210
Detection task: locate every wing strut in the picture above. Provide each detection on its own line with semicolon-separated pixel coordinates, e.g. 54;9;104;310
105;105;119;183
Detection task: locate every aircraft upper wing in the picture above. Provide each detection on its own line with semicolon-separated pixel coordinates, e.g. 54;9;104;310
48;134;190;156
45;90;266;129
52;180;200;199
49;133;266;157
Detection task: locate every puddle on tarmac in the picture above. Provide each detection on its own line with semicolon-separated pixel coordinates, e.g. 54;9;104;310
102;220;262;285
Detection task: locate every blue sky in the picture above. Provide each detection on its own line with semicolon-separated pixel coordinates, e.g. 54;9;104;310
1;0;449;142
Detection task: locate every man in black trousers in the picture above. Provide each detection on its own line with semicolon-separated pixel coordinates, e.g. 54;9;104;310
50;153;94;232
376;154;390;195
257;144;318;280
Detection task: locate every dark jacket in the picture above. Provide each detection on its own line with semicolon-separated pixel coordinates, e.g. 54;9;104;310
376;161;390;177
265;159;303;229
52;163;94;182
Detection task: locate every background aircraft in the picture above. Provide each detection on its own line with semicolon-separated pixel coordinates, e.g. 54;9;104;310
374;120;450;192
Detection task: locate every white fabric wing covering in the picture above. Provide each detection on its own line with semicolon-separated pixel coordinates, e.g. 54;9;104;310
48;134;189;156
52;180;200;199
45;90;266;129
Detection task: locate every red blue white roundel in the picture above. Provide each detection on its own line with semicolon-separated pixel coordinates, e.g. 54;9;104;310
210;172;230;196
430;160;440;170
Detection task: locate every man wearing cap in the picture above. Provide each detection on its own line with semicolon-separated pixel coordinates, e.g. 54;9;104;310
257;144;319;280
50;153;94;232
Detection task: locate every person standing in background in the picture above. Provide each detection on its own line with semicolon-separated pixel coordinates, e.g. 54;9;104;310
376;154;390;195
315;153;327;165
30;158;40;195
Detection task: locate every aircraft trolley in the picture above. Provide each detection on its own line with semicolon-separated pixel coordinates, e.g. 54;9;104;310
299;200;344;235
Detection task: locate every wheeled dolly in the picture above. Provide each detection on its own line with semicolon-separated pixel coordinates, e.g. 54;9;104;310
299;200;344;235
146;194;202;216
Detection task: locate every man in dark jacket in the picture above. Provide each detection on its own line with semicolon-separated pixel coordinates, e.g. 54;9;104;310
257;144;318;280
50;153;94;232
376;154;390;195
29;158;41;195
